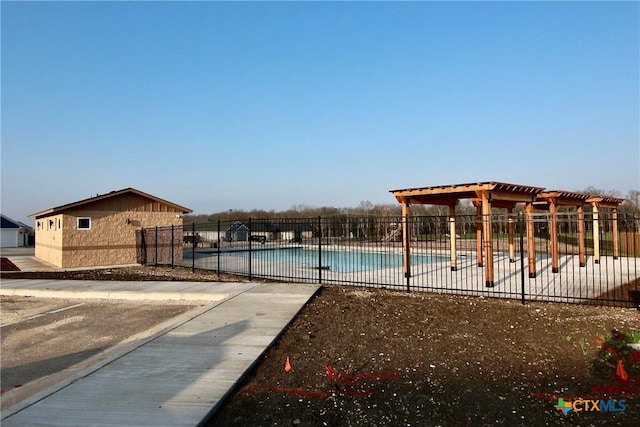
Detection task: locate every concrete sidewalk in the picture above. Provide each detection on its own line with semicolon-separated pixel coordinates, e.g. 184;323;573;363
0;279;321;426
0;278;256;302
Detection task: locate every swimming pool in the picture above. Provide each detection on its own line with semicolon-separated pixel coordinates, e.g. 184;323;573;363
223;247;448;273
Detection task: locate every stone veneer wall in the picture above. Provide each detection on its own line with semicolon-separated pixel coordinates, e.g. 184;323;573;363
59;210;183;268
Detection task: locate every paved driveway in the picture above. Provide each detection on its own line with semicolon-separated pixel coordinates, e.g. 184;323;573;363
1;295;198;409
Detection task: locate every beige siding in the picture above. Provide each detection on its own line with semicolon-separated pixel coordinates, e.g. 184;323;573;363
34;214;64;267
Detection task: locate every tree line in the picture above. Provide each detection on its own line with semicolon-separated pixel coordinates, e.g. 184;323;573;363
184;188;640;224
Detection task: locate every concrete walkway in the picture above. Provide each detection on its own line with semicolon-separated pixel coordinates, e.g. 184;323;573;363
0;279;321;426
1;247;57;272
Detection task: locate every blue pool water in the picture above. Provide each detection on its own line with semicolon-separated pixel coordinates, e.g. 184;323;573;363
224;247;447;273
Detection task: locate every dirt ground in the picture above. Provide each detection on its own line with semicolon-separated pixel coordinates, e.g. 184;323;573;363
207;286;640;427
2;259;640;426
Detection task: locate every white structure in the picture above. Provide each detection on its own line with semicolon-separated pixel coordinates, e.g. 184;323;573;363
1;214;32;247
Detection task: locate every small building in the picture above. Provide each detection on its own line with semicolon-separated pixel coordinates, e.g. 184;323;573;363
226;221;249;242
1;214;33;247
29;188;192;268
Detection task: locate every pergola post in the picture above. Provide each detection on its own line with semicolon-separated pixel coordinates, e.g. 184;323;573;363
612;208;619;260
475;203;483;267
578;205;586;267
526;203;536;278
592;203;600;264
549;201;559;273
449;203;457;271
481;192;494;287
402;202;411;278
508;208;515;263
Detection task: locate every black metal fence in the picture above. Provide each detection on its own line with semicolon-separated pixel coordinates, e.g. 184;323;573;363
140;213;640;307
137;226;183;266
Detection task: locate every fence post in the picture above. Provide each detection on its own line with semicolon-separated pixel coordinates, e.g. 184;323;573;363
141;227;146;265
405;213;411;293
155;226;158;267
171;224;174;268
318;216;322;284
217;219;221;278
192;222;195;273
248;217;252;282
519;212;526;305
633;214;640;309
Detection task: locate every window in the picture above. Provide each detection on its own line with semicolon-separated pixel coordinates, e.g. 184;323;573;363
77;217;91;230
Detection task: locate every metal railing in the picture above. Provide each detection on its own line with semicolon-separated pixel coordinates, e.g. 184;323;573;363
140;213;640;307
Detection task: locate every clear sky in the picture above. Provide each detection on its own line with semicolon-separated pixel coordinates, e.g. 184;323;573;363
2;1;639;224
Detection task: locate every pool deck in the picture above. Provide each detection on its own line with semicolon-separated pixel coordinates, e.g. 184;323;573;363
185;246;639;304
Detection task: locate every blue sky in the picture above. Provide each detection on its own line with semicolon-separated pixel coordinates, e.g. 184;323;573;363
2;1;638;223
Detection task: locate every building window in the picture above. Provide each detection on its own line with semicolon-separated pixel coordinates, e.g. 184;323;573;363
77;217;91;230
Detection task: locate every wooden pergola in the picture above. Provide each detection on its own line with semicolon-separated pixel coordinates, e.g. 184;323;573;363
532;191;591;275
390;181;544;287
390;182;626;287
530;192;624;274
